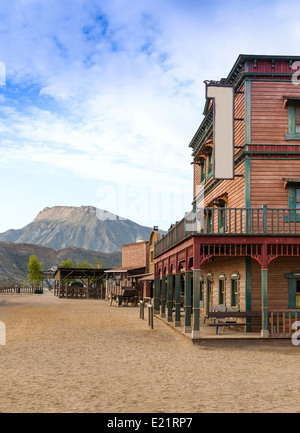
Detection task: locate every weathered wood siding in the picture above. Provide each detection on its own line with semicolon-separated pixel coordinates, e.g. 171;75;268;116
251;257;300;311
200;256;246;315
251;80;300;144
251;159;300;207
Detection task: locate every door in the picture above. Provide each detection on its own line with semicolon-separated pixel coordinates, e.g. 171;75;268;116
296;280;300;308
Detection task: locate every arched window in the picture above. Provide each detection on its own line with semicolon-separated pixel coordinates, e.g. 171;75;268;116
200;274;204;307
230;271;240;308
218;272;226;305
206;272;213;313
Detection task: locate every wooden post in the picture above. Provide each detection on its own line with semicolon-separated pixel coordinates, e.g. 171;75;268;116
261;243;269;338
184;271;192;333
154;276;160;315
147;304;153;329
192;241;201;339
167;274;173;322
174;273;181;327
192;269;201;339
140;300;144;319
161;276;166;318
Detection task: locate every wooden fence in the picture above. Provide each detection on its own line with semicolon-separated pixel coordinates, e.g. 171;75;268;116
0;286;43;294
55;284;105;299
269;309;300;337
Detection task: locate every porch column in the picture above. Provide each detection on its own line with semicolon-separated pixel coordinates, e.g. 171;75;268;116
154;276;160;314
174;273;181;327
184;271;192;333
261;243;269;338
192;269;201;339
167;274;174;322
161;276;166;318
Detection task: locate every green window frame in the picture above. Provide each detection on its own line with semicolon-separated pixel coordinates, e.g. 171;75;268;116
200;275;204;308
230;271;240;308
207;148;213;179
287;183;300;222
200;158;206;183
285;271;300;317
285;102;300;140
218;273;226;306
206;272;213;314
218;199;227;233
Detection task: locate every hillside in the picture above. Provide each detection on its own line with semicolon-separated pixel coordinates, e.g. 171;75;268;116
0;206;157;252
0;242;122;286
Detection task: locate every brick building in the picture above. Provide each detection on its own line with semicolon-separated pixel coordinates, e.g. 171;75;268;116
105;228;160;300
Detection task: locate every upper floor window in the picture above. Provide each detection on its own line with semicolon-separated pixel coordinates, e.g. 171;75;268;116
285;181;300;222
296;106;300;133
200;158;206;183
207;148;213;179
284;98;300;140
297;188;300;215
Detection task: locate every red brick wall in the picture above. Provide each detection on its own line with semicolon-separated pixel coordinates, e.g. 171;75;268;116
122;242;149;269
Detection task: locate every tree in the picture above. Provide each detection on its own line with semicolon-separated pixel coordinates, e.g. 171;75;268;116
59;258;75;285
76;259;93;268
27;255;44;287
93;257;106;269
59;258;74;268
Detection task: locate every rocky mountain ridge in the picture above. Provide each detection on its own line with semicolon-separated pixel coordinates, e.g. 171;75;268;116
0;205;159;252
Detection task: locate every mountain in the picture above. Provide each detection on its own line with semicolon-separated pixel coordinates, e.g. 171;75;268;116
0;206;159;252
0;242;122;286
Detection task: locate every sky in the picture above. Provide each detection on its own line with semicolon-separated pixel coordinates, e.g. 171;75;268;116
0;0;300;233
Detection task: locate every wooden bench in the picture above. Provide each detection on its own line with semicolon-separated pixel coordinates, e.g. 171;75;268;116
209;322;257;335
206;310;261;334
203;305;227;323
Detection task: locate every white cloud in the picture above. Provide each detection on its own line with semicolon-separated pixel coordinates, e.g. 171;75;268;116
1;0;300;232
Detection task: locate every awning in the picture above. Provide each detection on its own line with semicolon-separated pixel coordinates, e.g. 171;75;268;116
283;96;300;108
128;272;152;278
104;266;145;273
139;274;154;282
283;178;300;189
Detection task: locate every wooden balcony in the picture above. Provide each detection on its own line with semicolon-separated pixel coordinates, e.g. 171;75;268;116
154;205;300;257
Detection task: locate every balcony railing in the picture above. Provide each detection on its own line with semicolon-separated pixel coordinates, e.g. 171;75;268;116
154;205;300;257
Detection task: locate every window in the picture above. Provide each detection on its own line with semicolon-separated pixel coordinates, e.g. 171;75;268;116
231;280;238;307
207;148;213;179
218;199;227;233
287;183;300;222
296;280;300;308
200;158;206;183
218;273;226;305
296;188;300;215
200;275;204;308
285;101;300;140
230;271;240;308
206;272;213;313
285;271;300;313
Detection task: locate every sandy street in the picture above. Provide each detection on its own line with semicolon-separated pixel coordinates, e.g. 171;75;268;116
0;293;300;413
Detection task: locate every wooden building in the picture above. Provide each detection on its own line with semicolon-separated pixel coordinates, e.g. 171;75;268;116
53;267;107;298
105;228;160;301
153;54;300;339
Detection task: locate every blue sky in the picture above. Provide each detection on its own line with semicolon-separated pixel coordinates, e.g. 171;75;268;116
0;0;300;233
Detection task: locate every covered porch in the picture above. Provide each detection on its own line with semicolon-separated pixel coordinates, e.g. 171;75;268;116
153;235;300;340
